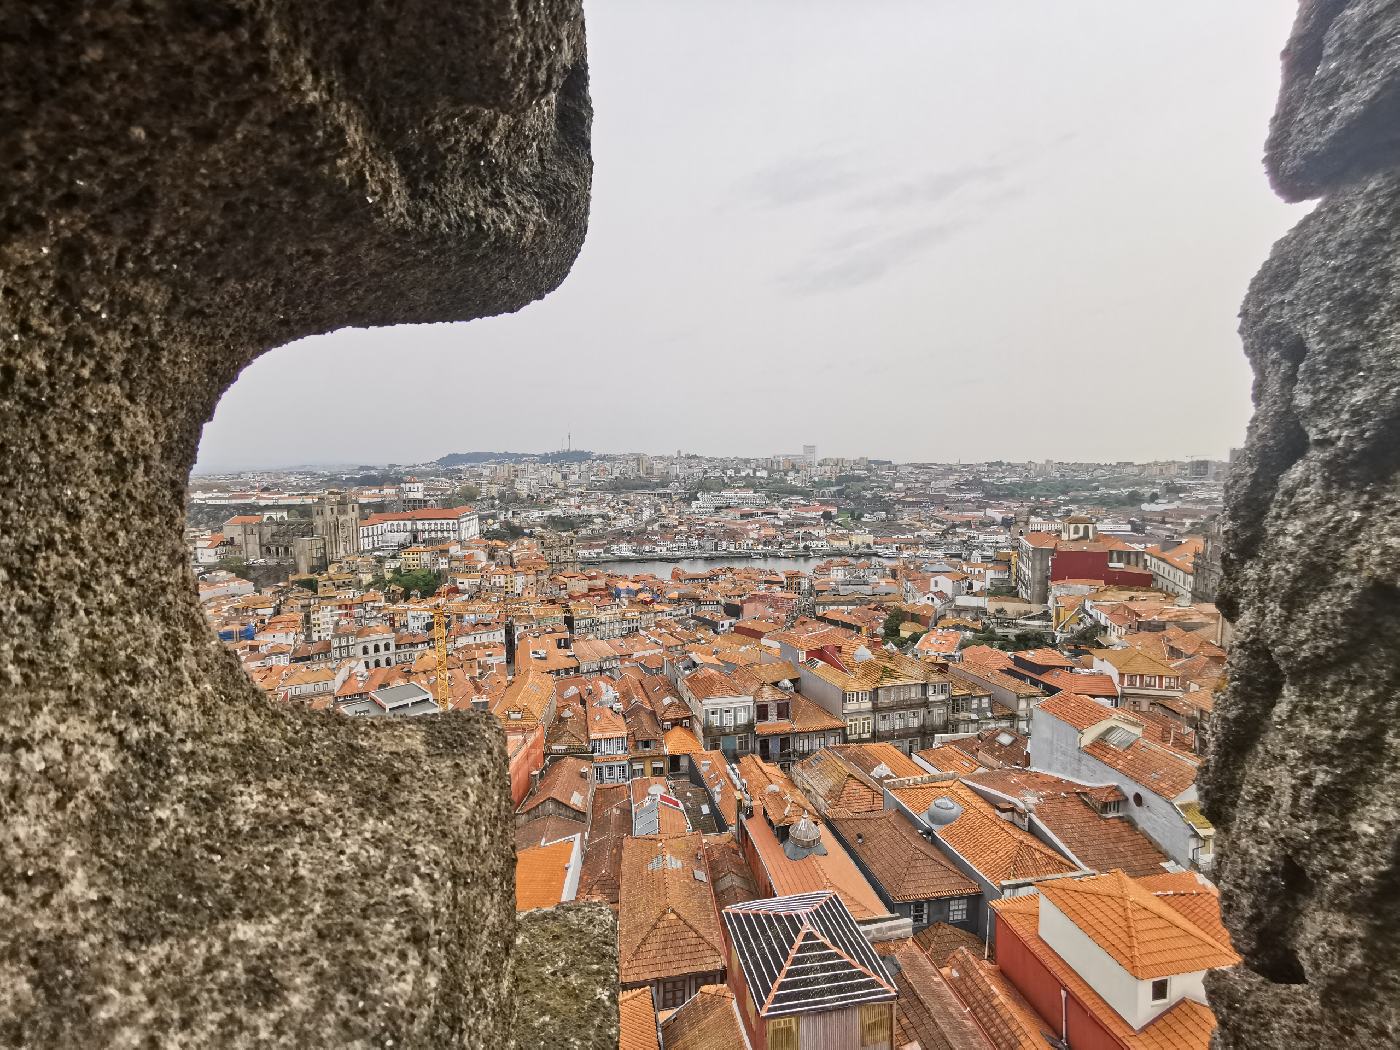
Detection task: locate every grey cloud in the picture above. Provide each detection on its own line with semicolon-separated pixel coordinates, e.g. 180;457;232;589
736;152;862;207
782;219;967;294
851;162;1007;212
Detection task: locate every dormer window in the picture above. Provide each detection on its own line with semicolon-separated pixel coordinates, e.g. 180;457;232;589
1150;977;1169;1003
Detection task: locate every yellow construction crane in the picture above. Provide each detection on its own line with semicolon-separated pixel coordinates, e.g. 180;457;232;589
432;606;451;712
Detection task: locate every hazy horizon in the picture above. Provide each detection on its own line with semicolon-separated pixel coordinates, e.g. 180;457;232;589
197;1;1305;474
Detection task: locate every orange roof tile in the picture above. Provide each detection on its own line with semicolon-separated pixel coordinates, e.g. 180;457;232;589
917;744;981;776
514;837;577;911
658;985;749;1050
742;812;890;921
942;946;1052;1050
990;894;1223;1050
1037;870;1239;979
892;780;1078;886
618;834;725;986
828;809;980;902
1037;692;1132;731
618;987;661;1050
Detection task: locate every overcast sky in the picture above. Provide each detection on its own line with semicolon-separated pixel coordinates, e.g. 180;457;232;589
196;0;1305;473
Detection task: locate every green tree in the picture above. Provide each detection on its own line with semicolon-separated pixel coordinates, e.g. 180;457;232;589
882;609;907;642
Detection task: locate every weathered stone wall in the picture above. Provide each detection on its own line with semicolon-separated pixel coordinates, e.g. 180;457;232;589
1203;1;1400;1045
0;3;612;1046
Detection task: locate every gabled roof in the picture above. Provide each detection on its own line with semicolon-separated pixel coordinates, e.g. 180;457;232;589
516;756;591;818
742;811;889;921
577;783;630;907
618;834;725;985
1037;870;1240;979
891;780;1078;886
658;984;751;1050
990;894;1224;1048
887;942;995;1050
828;809;980;902
1037;691;1130;731
514;837;577;911
723;891;896;1018
1081;736;1198;800
618;987;661;1050
916;744;982;776
1032;794;1169;879
912;922;986;967
792;748;885;815
735;754;812;829
826;742;927;781
941;947;1052;1050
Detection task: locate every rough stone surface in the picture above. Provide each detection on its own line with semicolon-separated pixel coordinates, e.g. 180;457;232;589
1;2;599;1046
1265;0;1400;201
510;905;619;1050
1203;3;1400;1045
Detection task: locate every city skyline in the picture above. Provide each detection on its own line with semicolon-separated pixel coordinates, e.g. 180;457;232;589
197;0;1303;472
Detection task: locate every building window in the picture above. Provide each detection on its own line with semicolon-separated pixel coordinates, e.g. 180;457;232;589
910;901;927;925
660;979;688;1009
769;1016;799;1050
1103;799;1122;816
948;897;968;923
1151;977;1169;1003
859;1003;891;1049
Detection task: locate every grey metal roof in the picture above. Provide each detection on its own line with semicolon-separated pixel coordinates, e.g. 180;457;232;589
722;891;895;1018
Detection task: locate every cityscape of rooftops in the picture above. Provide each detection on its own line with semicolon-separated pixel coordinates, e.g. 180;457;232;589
193;440;1232;1047
180;2;1293;1046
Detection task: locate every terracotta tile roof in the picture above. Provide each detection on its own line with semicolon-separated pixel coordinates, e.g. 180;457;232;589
1094;646;1179;677
828;742;927;781
618;834;725;986
1037;870;1240;979
754;690;844;737
663;725;703;756
513;813;585;851
942;946;1056;1050
791;748;885;815
491;669;555;730
658;984;751;1050
887;941;994;1050
917;745;982;776
629;777;690;837
742;812;890;921
913;922;986;967
516;756;592;818
1032;795;1169;878
829;808;980;903
1039;668;1119;698
514;837;577;911
990;896;1222;1050
618;987;661;1050
577;784;631;907
735;755;812;829
1081;736;1198;800
953;728;1029;770
892;780;1078;886
1137;871;1233;950
1015;647;1076;668
684;665;753;701
1036;691;1132;731
586;699;628;741
748;660;800;684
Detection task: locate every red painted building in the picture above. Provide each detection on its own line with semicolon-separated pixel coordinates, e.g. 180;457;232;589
1050;546;1153;590
505;723;544;807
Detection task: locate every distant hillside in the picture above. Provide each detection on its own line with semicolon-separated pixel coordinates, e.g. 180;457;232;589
436;449;595;466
